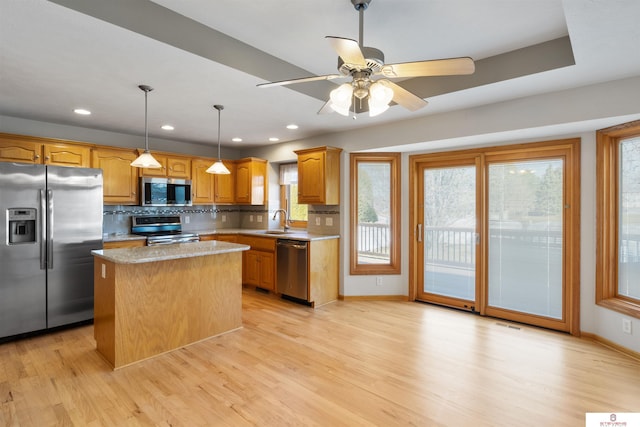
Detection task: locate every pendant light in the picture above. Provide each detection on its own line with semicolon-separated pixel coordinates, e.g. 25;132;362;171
206;104;231;174
130;85;162;168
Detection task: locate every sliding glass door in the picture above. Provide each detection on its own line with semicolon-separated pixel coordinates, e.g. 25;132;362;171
487;159;563;319
411;140;580;333
416;156;481;311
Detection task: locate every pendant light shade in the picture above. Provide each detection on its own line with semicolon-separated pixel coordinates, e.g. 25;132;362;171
131;85;162;168
206;104;231;175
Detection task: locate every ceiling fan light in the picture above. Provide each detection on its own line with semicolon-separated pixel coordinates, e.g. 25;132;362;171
368;81;394;117
206;160;230;174
329;83;353;116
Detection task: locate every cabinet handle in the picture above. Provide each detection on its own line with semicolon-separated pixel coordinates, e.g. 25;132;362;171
34;154;40;160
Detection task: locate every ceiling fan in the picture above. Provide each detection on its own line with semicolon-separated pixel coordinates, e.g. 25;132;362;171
257;0;475;117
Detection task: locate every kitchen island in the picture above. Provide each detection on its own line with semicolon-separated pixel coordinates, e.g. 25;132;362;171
91;240;249;369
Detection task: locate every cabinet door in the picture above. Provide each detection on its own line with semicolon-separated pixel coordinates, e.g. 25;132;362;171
297;151;326;204
44;143;91;167
258;251;275;291
92;148;138;204
243;250;261;286
0;139;43;164
191;158;215;204
235;160;251;204
214;160;235;204
138;153;168;177
235;158;266;205
167;157;191;179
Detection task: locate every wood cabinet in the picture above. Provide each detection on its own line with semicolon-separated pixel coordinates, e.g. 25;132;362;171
191;158;216;204
43;143;91;167
235;158;267;205
138;151;191;179
0;133;90;167
295;146;342;205
91;147;139;205
103;240;146;249
214;160;236;204
237;235;275;291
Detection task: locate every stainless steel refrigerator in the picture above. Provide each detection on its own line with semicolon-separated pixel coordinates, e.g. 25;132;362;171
0;162;103;339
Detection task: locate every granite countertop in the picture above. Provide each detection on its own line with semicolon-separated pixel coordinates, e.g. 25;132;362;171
92;240;250;264
103;229;340;243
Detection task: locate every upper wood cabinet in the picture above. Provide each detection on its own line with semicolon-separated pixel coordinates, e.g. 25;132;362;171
0;133;90;167
235;158;267;205
138;151;191;179
91;147;139;205
295;146;342;205
44;143;91;167
191;158;216;204
214;160;236;204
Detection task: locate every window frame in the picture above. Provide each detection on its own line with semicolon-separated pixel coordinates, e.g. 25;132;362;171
279;162;307;229
350;152;401;275
596;120;640;318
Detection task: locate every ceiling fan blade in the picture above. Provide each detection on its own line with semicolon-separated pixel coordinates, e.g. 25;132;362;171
381;57;475;78
317;100;335;115
380;80;428;111
326;36;367;69
257;74;343;88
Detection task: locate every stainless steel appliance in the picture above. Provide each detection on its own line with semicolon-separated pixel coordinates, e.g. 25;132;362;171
131;215;199;246
276;239;308;301
140;176;192;207
0;163;103;339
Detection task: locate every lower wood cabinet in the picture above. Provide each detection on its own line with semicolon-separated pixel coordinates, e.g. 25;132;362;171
199;234;238;243
237;235;276;291
103;240;146;249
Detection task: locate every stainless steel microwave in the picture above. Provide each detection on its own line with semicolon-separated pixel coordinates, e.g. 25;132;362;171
140;177;192;206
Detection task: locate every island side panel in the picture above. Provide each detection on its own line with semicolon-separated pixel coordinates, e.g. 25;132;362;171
309;238;339;307
96;252;242;369
94;259;116;366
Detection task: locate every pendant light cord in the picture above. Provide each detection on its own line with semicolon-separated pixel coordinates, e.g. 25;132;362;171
214;104;224;161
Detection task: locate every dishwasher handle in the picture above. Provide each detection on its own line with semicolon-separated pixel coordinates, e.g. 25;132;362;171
277;240;308;250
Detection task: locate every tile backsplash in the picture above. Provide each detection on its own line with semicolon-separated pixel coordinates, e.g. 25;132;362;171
103;203;340;236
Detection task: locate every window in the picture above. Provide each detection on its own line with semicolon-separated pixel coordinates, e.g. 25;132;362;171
597;120;640;318
279;163;307;228
350;153;400;275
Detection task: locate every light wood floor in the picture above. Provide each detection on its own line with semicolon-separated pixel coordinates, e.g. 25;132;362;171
2;288;639;426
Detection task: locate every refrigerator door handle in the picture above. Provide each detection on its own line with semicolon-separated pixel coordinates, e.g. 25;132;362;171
47;189;53;269
40;189;47;270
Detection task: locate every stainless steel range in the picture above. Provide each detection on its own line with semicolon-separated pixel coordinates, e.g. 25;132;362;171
131;215;199;246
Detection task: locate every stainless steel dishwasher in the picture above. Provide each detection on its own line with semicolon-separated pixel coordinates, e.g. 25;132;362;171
276;239;308;301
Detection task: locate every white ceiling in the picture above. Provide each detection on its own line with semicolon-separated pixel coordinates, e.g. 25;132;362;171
1;0;640;151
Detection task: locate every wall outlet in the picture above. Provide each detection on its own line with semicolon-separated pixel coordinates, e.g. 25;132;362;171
101;263;106;279
250;215;254;222
184;215;190;224
376;276;382;286
326;217;333;226
622;318;632;335
222;214;227;223
315;217;321;226
257;215;262;223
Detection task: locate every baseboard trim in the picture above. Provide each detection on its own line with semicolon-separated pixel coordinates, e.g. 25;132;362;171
581;332;640;361
338;295;409;301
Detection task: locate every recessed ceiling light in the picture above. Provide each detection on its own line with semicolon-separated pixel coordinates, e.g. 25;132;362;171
269;137;279;142
232;137;243;142
286;124;299;130
161;124;174;131
73;108;91;115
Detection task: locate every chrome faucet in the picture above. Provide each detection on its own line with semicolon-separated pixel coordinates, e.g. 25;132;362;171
272;209;291;231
